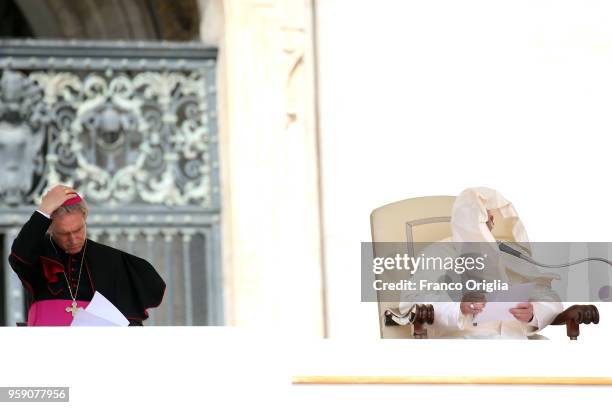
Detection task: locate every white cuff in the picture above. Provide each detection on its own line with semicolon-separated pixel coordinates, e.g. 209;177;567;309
36;210;51;219
433;302;466;330
528;312;539;328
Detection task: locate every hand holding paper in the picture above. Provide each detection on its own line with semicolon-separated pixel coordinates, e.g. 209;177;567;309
71;291;130;327
472;283;535;324
509;302;535;323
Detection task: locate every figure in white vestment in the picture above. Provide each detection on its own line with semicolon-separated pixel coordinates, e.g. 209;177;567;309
399;187;562;339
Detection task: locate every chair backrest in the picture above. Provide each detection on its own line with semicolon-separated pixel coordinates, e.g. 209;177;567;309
370;196;456;338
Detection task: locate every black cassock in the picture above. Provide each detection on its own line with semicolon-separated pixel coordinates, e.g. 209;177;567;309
9;211;166;326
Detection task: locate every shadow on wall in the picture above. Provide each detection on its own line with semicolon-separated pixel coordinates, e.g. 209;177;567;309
1;0;201;41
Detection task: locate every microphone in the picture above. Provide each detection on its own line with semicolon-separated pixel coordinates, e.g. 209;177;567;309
497;241;612;268
497;241;526;259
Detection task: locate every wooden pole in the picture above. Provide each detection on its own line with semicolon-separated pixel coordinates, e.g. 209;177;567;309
292;376;612;385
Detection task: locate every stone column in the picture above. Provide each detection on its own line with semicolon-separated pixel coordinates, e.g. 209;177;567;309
200;0;325;337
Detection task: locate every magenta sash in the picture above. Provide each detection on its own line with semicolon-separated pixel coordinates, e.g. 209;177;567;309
27;299;90;326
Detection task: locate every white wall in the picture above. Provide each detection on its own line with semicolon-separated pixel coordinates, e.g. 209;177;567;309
316;0;612;340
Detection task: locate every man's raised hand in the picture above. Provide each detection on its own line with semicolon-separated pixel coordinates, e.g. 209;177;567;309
38;185;78;216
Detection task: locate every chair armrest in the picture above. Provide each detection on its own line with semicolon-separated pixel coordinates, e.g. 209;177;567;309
384;304;434;338
550;305;599;340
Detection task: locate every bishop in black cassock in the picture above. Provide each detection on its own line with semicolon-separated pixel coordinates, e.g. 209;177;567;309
8;185;166;326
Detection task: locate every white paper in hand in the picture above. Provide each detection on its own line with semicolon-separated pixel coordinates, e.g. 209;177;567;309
473;283;536;324
71;291;130;327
